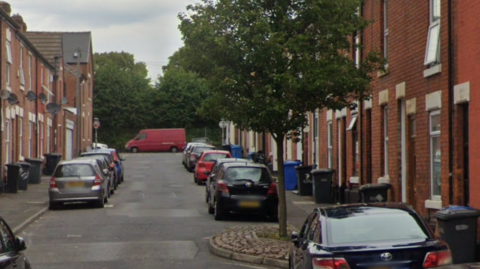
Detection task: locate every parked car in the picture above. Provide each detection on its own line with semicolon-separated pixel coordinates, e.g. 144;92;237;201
81;149;123;188
193;150;232;185
48;159;110;209
75;155;115;196
289;203;452;269
185;144;216;172
0;216;30;268
92;142;108;149
192;137;211;145
207;162;278;221
182;142;208;168
205;158;252;204
125;128;186;153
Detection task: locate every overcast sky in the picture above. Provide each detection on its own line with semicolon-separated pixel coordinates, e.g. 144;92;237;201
12;0;197;81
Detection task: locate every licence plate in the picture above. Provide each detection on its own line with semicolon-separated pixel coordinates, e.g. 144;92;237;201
239;201;260;208
66;181;85;188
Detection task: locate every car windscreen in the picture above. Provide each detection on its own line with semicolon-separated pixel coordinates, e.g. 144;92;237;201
193;147;214;154
328;212;429;244
54;164;96;177
225;167;270;182
203;153;230;162
83;153;113;163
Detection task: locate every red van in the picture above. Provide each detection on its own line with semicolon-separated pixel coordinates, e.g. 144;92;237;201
125;129;186;153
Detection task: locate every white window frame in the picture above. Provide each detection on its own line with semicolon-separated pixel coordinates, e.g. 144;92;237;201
430;110;441;200
19;46;25;88
327;121;333;169
19;118;23;159
6;42;12;64
383;0;389;67
6;64;11;88
424;0;441;66
354;6;361;69
5;120;9;164
383;106;389;176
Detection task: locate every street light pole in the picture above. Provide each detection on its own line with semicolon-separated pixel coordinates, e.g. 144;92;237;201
74;48;82;156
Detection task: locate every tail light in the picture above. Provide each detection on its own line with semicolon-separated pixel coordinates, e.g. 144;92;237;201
423;250;452;268
93;175;102;186
217;180;229;194
313;258;351;269
109;163;115;170
50;177;57;188
268;182;277;195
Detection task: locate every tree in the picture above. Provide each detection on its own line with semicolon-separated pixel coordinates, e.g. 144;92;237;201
93;52;154;148
179;0;383;237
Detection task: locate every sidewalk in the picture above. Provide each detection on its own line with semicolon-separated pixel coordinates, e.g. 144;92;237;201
0;176;50;234
208;190;333;268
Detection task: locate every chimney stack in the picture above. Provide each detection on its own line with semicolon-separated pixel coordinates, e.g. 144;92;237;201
0;1;11;16
12;14;27;33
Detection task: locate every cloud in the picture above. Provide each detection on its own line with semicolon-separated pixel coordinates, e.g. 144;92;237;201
11;0;196;79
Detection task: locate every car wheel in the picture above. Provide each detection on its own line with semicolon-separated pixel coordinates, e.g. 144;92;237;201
131;147;139;153
208;202;214;214
214;199;225;220
121;175;124;182
170;147;178;153
194;175;197;183
205;189;209;203
109;183;114;196
104;191;109;204
196;178;202;186
96;196;105;208
49;201;60;210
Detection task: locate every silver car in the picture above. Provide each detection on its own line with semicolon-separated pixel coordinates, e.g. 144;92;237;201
49;159;109;209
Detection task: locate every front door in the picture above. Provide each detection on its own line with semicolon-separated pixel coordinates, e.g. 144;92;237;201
66;128;73;160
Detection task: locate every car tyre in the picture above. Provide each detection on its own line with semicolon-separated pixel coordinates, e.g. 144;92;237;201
170;147;178;153
49;201;60;210
121;175;124;182
194;175;197;184
214;199;226;220
196;178;202;186
205;189;209;203
96;196;105;208
208;203;214;214
109;183;114;196
131;147;139;153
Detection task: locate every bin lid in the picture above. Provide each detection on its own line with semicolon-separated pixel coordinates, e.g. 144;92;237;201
359;183;392;192
5;163;20;168
311;168;335;174
14;162;31;167
295;165;314;171
25;158;43;163
44;153;62;157
434;206;480;220
284;160;302;167
231;145;242;149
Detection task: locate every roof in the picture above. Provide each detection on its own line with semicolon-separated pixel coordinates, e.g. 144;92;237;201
23;32;63;67
62;32;92;64
222;162;267;169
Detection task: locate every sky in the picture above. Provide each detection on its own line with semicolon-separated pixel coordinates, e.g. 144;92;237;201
12;0;198;81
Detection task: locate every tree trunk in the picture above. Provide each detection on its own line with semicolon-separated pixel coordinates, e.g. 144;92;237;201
274;135;288;238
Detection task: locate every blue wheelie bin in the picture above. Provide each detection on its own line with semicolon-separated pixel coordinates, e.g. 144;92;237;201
231;145;243;158
284;160;302;190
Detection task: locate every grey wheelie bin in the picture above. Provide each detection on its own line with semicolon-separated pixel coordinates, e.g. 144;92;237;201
14;162;31;191
311;169;335;204
25;158;43;184
295;165;313;196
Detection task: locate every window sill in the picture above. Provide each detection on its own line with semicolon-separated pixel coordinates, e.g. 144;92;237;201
425;199;442;209
20;85;24;91
377;175;390;184
349;176;359;184
424;64;442;78
377;66;389;78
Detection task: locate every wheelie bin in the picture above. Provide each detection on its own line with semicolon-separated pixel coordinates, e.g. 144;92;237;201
14;162;31;191
44;153;62;175
5;164;21;193
284;160;302;190
295;165;313;196
311;169;335;203
25;158;43;184
434;206;480;264
358;183;391;202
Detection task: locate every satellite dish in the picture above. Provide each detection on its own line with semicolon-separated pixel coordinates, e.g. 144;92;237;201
0;89;10;100
39;93;47;104
26;91;37;101
7;93;19;105
46;103;61;115
61;97;68;105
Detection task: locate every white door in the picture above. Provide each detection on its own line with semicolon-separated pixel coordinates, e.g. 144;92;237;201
66;128;73;160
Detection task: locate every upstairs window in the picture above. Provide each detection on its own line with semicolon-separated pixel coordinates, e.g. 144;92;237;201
383;0;389;67
425;0;441;66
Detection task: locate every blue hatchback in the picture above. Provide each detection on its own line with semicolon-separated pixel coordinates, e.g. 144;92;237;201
82;148;125;187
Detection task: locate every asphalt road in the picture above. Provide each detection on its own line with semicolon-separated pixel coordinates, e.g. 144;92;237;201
20;153;273;269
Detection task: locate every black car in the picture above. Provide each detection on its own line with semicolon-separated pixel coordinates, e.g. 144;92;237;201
0;216;30;268
289;203;452;269
81;151;120;189
186;144;215;172
205;158;253;204
207;162;278;221
182;142;208;168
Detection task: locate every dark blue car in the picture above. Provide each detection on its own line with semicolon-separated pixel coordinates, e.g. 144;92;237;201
289;203;452;269
81;148;125;188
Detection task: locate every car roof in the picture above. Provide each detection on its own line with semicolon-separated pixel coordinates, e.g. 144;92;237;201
222;162;267;169
76;156;107;161
82;151;111;156
214;158;251;164
202;150;230;155
321;203;416;218
58;159;98;165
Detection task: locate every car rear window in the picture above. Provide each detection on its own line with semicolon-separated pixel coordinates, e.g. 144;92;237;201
54;164;96;177
193;147;214;153
84;153;113;163
225;167;270;182
203;153;230;162
328;213;429;244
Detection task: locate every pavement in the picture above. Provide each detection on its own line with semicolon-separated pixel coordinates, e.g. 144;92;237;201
0;176;50;234
208;190;332;268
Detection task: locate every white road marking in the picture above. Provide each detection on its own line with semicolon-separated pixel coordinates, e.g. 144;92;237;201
67;235;82;238
171;192;177;198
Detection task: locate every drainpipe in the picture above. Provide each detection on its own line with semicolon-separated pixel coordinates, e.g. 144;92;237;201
447;0;453;204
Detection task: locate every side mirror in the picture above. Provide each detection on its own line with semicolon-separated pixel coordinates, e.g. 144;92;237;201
16;237;26;251
204;171;211;176
103;169;109;175
291;231;299;247
120;157;126;161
